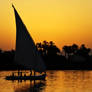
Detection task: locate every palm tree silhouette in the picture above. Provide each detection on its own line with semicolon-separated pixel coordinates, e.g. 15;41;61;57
71;44;78;54
63;46;72;59
78;44;91;57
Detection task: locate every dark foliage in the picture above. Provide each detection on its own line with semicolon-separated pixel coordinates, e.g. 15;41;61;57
0;42;92;70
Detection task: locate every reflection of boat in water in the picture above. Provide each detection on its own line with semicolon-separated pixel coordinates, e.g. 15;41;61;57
14;81;46;92
6;4;46;81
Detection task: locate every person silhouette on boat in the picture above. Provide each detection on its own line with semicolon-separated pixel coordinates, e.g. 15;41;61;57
18;71;20;76
24;73;26;77
20;72;22;77
30;70;32;76
12;72;14;77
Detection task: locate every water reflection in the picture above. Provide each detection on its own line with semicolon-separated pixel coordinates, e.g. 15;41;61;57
46;70;92;92
14;81;46;92
1;70;92;92
62;71;92;92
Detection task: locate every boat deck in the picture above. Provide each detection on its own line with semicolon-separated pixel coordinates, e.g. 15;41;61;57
6;74;46;80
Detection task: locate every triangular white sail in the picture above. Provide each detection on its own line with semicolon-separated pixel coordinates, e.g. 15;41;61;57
12;5;46;73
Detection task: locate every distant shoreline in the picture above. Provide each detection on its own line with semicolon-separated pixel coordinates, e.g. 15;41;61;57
1;65;92;71
0;42;92;71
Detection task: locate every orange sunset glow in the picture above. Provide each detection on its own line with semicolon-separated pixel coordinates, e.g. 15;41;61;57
0;0;92;50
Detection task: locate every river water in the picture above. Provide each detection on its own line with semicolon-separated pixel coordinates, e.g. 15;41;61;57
0;70;92;92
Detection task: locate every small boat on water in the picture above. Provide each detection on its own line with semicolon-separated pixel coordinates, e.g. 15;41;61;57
6;4;46;81
6;73;46;80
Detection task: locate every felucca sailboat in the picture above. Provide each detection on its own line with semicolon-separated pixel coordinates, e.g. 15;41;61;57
6;5;46;80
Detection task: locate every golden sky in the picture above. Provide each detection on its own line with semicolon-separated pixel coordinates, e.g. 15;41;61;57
0;0;92;50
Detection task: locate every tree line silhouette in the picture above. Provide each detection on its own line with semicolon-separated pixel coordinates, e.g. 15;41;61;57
0;41;92;70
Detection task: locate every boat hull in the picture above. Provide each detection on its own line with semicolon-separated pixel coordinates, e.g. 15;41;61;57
6;74;46;80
